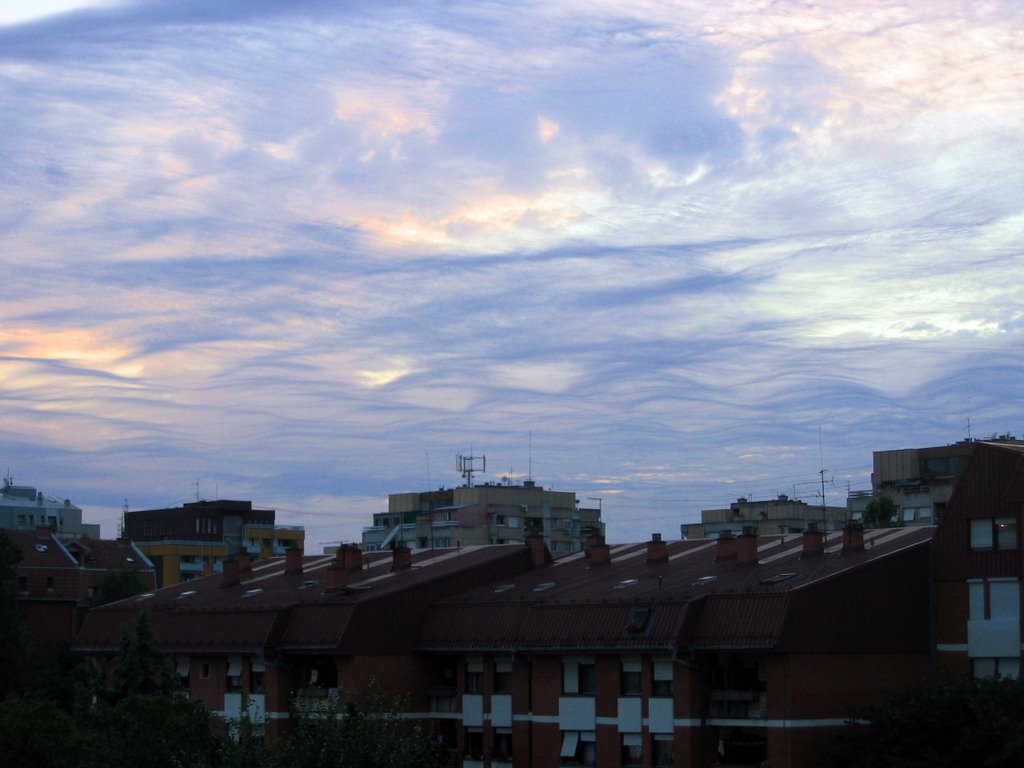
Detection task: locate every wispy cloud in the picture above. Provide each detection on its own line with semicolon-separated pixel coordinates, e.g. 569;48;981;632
1;0;1022;543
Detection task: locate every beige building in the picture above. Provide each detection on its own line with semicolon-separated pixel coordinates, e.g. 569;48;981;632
682;494;848;539
362;481;603;557
849;437;1024;526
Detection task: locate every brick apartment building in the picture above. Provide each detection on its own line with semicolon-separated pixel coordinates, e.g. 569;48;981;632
72;440;1024;768
5;526;156;661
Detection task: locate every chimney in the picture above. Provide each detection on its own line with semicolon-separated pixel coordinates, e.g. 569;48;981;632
237;548;253;573
589;538;611;566
646;533;669;564
391;544;412;572
736;526;758;567
526;533;550;568
326;562;347;588
715;531;737;562
801;523;825;557
222;556;240;587
285;546;304;575
340;543;363;572
583;529;602;559
842;522;865;554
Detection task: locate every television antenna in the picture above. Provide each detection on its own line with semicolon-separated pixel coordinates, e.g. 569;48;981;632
457;452;486;487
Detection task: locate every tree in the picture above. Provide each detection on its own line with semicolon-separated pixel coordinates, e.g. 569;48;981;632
276;685;452;768
90;563;149;607
109;610;175;701
0;531;28;700
833;676;1024;768
862;494;901;528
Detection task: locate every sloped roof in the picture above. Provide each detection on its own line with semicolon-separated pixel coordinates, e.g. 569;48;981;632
419;528;935;653
74;544;536;655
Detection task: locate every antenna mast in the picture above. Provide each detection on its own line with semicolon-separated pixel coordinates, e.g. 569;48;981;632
457;453;486;488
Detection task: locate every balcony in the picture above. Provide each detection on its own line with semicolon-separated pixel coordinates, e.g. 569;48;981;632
709;689;767;719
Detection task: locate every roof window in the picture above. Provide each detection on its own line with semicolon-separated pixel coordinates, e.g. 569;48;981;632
243;588;264;598
533;581;556;592
693;576;717;586
759;572;799;586
177;590;198;599
493;584;515;593
34;544;48;553
137;593;155;601
614;578;639;590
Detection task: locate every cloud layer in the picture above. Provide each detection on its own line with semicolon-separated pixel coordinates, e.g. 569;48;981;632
2;1;1022;544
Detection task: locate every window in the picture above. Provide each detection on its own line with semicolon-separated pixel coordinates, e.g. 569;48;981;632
17;576;28;594
46;576;55;592
563;658;596;694
560;731;596;766
466;657;483;693
621;658;642;695
200;663;211;680
973;658;1021;679
493;728;513;761
653;736;674;766
970;517;1019;550
653;659;673;697
621;734;643;766
494;658;513;694
464;728;483;760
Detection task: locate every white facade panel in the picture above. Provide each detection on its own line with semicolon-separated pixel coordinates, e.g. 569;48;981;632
559;696;596;730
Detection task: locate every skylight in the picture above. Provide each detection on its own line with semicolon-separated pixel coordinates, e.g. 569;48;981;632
760;572;799;586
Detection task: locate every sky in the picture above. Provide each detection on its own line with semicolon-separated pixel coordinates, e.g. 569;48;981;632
1;0;1022;548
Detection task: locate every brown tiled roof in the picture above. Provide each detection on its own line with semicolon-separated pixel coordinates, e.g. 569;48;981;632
419;528;935;653
74;544;536;655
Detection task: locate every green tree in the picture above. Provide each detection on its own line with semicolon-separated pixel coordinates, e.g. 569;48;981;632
109;610;175;701
0;694;88;768
834;676;1024;768
862;494;901;528
277;686;451;768
0;531;28;700
90;563;149;607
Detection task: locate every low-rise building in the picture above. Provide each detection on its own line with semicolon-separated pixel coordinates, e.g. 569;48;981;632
848;436;1024;526
1;474;99;538
123;499;304;587
362;481;603;558
5;526;155;661
682;494;848;539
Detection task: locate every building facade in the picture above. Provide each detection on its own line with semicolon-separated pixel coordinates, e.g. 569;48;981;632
848;436;1024;526
77;523;936;767
682;495;848;540
362;481;603;558
5;526;155;662
1;474;99;538
123;499;304;587
932;441;1024;681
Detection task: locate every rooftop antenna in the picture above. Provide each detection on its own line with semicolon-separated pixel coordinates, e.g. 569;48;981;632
818;427;828;532
528;430;533;482
426;450;432;489
120;498;128;538
195;478;200;502
457;452;486;487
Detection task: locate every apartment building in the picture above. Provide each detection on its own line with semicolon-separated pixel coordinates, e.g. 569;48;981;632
848;436;1024;526
682;494;848;539
5;526;155;661
932;440;1024;680
1;474;99;538
362;481;603;557
75;520;937;767
123;499;304;587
